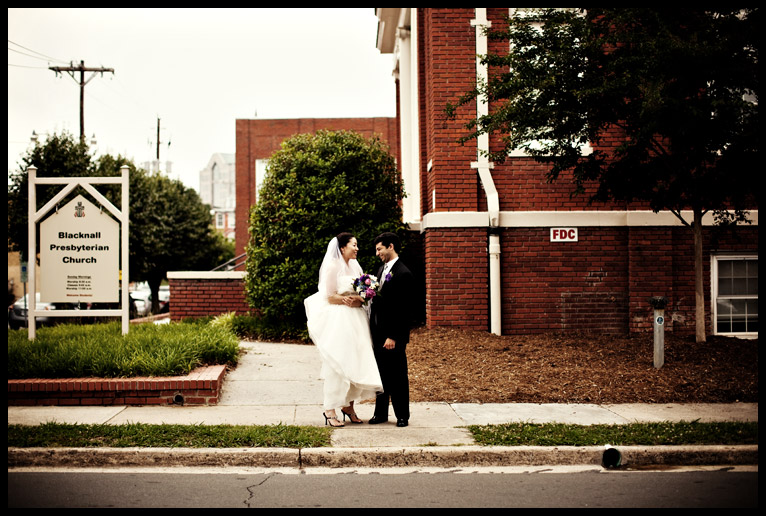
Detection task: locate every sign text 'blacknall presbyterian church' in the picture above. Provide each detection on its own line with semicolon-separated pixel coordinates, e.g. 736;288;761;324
40;194;120;303
50;231;111;263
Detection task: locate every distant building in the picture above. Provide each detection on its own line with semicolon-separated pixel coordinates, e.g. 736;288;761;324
200;153;236;240
142;160;174;177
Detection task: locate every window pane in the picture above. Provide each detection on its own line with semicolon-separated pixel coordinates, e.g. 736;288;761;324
717;320;731;333
732;261;747;277
718;260;733;295
714;257;758;334
747;274;758;296
716;300;731;333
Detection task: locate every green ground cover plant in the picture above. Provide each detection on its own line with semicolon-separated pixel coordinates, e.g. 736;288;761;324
7;422;331;448
467;421;758;446
7;319;239;379
7;421;756;449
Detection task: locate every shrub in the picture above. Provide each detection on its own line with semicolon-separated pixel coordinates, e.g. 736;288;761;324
245;130;408;330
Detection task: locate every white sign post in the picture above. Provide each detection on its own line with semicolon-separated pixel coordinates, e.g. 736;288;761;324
27;166;130;339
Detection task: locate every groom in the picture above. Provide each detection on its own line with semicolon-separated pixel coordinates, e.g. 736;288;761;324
369;232;414;427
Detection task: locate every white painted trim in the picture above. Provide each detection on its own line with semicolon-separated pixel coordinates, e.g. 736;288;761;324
168;271;246;280
422;210;758;229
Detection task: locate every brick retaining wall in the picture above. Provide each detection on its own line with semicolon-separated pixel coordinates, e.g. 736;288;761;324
7;365;226;407
167;271;249;321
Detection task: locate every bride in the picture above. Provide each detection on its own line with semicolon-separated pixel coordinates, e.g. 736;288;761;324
304;232;383;427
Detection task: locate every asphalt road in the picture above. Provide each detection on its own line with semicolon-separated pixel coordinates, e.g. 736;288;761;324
8;466;758;508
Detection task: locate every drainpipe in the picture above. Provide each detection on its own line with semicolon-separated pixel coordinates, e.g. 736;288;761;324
471;8;502;335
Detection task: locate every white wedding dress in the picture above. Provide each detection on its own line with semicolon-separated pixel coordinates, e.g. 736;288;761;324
304;256;383;410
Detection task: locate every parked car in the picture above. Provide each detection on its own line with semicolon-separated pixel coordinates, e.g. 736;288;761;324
157;285;170;313
8;293;57;330
129;289;152;318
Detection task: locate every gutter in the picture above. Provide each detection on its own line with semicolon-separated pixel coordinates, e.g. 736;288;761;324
471;8;502;335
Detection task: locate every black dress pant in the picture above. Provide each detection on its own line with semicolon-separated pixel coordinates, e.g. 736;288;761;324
373;344;410;421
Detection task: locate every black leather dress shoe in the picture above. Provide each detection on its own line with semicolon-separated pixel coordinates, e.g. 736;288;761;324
396;419;408;427
368;415;389;424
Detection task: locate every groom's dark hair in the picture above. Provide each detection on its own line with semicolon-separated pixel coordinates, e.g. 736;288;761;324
374;232;401;253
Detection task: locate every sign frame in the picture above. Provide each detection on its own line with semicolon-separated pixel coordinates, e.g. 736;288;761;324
27;166;130;339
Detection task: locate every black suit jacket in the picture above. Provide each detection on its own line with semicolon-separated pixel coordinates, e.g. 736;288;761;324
370;259;414;348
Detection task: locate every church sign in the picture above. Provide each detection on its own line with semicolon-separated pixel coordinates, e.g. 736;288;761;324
40;194;120;303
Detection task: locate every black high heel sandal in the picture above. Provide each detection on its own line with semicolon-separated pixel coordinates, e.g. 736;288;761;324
341;408;363;424
323;412;344;427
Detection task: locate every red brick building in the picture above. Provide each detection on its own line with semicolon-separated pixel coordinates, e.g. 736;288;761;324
376;8;758;337
234;118;399;260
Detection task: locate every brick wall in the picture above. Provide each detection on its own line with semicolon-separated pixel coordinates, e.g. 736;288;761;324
425;228;489;329
423;224;757;335
501;227;629;334
420;8;481;214
167;272;249;321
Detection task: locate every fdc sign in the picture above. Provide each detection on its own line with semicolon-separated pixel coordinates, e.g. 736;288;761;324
40;194;119;303
550;228;578;242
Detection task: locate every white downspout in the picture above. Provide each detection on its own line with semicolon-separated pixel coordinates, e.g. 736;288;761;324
471;8;502;335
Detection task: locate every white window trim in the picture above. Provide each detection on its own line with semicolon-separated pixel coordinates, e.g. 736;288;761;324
711;253;758;338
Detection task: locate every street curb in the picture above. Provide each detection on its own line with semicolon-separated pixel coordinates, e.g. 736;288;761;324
8;445;758;469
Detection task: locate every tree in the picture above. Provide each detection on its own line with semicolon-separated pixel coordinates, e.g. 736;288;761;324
246;130;407;329
8;132;233;314
7;132;93;261
95;157;233;314
447;8;759;342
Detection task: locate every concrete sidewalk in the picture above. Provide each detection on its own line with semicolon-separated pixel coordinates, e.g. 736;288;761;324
7;341;759;468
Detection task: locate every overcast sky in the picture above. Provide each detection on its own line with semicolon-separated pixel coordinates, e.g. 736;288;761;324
8;8;397;191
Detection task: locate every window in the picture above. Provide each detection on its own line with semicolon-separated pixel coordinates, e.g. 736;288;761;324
255;159;268;203
713;255;758;336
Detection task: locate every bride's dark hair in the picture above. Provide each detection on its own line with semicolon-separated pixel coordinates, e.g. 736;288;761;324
336;232;355;249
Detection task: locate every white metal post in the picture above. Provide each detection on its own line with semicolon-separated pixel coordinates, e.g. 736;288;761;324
121;165;130;334
27;166;37;340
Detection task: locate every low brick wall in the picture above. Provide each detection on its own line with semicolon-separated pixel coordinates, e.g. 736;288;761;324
167;271;250;321
7;365;227;406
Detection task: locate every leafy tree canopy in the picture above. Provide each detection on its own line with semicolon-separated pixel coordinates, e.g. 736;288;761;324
246;130;407;327
448;7;759;219
8;131;233;313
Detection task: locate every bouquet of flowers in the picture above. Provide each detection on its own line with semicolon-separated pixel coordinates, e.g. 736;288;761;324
352;273;381;305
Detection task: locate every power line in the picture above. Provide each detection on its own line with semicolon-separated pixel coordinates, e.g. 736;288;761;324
8;39;68;64
49;60;115;142
8;63;49;69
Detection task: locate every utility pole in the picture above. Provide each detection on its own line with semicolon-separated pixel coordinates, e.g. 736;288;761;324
152;117;171;167
49;60;114;143
156;117;161;160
